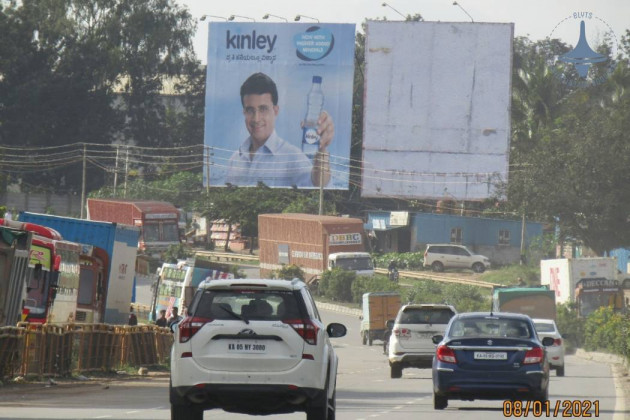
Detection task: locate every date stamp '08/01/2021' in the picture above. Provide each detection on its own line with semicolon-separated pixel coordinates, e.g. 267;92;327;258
503;400;600;417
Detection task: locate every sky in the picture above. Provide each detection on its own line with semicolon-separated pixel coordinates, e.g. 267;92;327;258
180;0;630;64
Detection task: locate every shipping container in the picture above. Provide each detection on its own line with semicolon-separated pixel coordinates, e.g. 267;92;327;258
258;213;368;282
18;212;139;324
87;198;180;255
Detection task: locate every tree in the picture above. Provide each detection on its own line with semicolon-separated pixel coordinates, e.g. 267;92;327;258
505;33;630;253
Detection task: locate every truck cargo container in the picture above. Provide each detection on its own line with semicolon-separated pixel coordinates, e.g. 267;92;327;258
360;292;401;346
540;258;618;304
19;212;139;324
86;198;180;255
258;213;373;283
0;226;32;326
492;286;557;320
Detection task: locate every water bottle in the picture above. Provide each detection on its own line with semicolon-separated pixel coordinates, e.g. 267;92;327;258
301;76;324;160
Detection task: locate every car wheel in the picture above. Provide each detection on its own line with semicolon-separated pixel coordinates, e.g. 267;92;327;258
472;262;485;273
306;388;328;420
362;331;367;345
434;393;448;410
327;387;336;420
534;385;549;403
556;365;565;377
390;363;403;378
171;403;203;420
431;261;444;272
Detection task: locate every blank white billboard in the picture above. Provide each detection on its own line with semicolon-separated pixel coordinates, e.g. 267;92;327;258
361;21;513;200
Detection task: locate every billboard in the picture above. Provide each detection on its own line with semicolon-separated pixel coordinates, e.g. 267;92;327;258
362;21;513;200
204;23;356;189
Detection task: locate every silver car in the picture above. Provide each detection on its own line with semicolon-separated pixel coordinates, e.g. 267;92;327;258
533;318;565;376
388;304;457;378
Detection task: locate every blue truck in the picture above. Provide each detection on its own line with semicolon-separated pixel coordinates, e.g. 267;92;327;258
19;212;139;324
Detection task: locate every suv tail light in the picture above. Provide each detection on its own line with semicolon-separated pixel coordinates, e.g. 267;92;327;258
436;345;457;363
553;338;562;346
393;328;411;337
178;316;212;343
283;318;319;345
523;346;544;364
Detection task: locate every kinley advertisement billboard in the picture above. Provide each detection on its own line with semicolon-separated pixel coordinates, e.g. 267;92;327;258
204;23;356;189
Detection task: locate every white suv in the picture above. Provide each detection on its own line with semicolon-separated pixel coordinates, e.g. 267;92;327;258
388;304;457;378
423;244;491;273
170;278;347;420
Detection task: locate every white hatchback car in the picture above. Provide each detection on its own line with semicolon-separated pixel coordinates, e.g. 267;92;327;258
170;278;347;420
388;304;457;378
533;318;565;376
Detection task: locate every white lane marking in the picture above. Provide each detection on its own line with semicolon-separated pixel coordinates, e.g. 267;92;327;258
93;416;112;419
125;410;140;414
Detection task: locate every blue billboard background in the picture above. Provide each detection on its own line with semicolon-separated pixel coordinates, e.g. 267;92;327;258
204;22;356;189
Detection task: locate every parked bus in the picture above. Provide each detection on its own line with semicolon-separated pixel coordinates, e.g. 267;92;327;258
151;258;232;321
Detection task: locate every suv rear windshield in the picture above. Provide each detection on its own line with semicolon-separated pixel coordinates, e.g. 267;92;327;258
190;289;304;321
399;308;455;324
450;317;532;338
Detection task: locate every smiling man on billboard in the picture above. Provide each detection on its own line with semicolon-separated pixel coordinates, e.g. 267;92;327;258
226;72;333;187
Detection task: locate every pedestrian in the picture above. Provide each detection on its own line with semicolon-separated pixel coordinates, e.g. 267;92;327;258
167;307;183;329
155;309;167;327
128;307;138;326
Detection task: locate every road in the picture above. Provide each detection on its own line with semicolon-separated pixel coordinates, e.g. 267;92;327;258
0;308;626;420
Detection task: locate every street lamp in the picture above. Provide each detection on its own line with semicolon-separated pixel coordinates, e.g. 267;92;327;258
200;15;228;21
228;15;256;21
452;1;474;22
262;13;288;22
294;14;320;23
381;2;406;20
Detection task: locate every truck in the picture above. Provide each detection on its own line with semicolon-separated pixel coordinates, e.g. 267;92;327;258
492;286;557;320
360;292;401;346
540;257;618;304
575;278;625;318
86;198;180;256
258;213;374;283
18;212;139;324
0;225;31;326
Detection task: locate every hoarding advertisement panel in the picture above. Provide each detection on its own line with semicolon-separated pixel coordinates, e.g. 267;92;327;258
204;23;356;189
362;21;513;200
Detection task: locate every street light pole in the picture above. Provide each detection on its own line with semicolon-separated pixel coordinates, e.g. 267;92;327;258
381;2;406;19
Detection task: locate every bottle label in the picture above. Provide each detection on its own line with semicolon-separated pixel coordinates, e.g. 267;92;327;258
303;127;320;144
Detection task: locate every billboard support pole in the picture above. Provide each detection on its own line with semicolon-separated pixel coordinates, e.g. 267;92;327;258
80;144;86;219
318;156;324;215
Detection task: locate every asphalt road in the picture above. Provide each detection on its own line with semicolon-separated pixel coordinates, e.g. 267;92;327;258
0;307;626;420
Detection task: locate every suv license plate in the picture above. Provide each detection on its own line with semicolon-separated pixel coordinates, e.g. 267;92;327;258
227;341;266;354
474;351;507;360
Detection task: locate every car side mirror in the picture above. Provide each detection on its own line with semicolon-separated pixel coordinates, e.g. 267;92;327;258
170;321;180;333
432;334;443;344
541;337;555;347
386;319;395;330
326;323;347;338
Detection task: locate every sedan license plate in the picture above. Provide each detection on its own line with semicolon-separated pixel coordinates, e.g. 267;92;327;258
474;351;507;360
227;341;266;354
415;332;435;339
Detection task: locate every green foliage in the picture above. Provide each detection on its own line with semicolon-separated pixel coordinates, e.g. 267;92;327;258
584;306;629;359
402;281;490;312
373;252;425;270
319;269;356;302
480;264;540;286
163;243;192;263
556;303;585;354
272;265;305;281
351;275;400;303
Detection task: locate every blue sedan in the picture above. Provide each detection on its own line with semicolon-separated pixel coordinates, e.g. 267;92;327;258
431;312;554;409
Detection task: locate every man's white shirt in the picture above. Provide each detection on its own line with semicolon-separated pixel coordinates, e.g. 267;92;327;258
226;131;314;187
